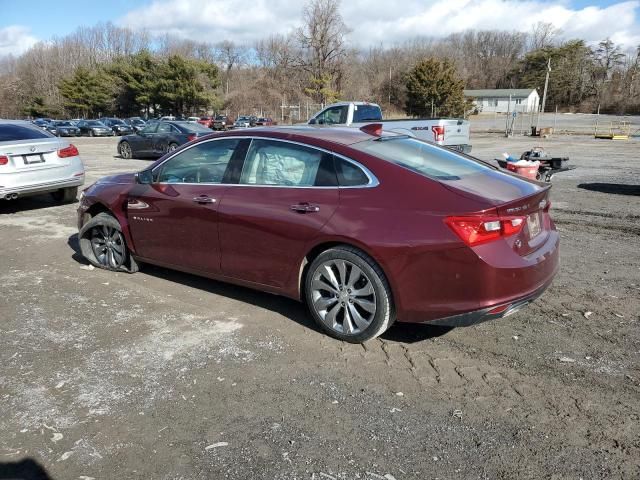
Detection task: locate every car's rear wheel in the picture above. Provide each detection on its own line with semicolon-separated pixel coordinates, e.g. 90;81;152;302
89;130;94;137
305;246;395;343
51;186;77;203
119;141;132;159
167;142;178;153
79;212;139;273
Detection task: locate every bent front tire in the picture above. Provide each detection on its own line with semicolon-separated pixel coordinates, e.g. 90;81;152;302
78;212;139;273
305;246;395;343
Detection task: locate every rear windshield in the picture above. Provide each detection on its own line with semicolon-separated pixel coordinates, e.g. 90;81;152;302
88;121;106;126
353;104;382;122
352;137;492;180
0;124;52;142
180;122;213;133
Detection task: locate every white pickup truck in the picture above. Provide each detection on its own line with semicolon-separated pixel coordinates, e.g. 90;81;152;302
308;101;472;153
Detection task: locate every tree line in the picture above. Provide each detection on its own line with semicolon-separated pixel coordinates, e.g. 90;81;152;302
0;0;638;120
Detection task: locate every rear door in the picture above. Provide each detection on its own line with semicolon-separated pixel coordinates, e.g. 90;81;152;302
131;122;158;157
127;138;247;273
219;138;339;288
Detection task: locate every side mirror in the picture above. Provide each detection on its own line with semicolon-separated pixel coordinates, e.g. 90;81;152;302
135;170;153;185
308;118;316;125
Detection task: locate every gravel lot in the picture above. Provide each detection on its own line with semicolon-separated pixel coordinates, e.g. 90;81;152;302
1;133;639;479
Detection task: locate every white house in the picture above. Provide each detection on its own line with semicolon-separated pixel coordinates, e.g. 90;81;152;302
464;89;540;113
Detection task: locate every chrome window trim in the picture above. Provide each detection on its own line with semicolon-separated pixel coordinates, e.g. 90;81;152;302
151;136;379;189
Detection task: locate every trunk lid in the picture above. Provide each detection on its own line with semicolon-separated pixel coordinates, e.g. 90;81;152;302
0;138;70;172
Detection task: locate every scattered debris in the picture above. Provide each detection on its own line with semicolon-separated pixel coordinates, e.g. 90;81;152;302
512;335;519;340
331;400;339;404
79;264;94;271
452;409;463;419
51;432;63;443
558;357;576;363
205;442;228;450
583;311;593;319
390;408;402;413
395;392;404;397
55;381;66;389
614;313;624;318
58;451;74;462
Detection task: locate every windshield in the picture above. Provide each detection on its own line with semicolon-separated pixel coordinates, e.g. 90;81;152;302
0;123;52;141
183;122;213;132
88;121;106;127
352;137;493;180
56;121;73;126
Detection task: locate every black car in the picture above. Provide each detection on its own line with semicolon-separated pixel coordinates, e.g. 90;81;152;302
77;120;114;137
117;121;213;159
125;117;146;133
53;120;80;137
32;119;57;135
100;118;134;136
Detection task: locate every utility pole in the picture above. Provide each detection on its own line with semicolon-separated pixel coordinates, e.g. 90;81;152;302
388;66;392;108
536;58;551;132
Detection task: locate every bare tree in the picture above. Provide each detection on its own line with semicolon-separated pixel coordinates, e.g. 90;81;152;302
528;22;561;51
295;0;350;103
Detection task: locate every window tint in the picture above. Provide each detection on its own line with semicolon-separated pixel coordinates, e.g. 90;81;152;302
156;139;240;184
335;157;370;186
317;106;348;125
141;123;157;134
157;123;172;134
240;139;326;187
181;122;211;133
0;124;51;141
352;137;492;180
353;104;382;122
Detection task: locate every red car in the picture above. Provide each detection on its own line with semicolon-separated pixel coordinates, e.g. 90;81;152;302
77;125;559;342
197;117;213;128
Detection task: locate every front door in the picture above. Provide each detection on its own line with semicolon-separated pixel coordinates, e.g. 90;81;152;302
127;137;244;273
219;138;339;288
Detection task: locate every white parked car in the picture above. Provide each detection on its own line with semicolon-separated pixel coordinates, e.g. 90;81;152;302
0;120;85;202
308;102;472;153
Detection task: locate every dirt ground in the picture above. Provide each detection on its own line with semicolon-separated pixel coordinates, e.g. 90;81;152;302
0;132;638;480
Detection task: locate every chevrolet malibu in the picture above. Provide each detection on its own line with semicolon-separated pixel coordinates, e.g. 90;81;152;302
77;125;559;342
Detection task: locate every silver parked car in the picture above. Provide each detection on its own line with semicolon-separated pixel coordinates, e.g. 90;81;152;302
0;120;85;202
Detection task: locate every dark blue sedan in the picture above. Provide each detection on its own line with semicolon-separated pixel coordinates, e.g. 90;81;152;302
117;121;212;159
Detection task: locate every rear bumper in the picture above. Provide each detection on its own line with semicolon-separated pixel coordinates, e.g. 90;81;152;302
423;275;554;327
0;176;85;198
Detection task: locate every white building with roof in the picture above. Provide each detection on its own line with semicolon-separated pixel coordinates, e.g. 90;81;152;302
464;89;540;113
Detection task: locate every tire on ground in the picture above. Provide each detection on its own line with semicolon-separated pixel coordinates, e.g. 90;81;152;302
78;212;140;273
304;245;395;343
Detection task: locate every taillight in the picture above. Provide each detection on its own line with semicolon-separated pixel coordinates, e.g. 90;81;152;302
445;215;525;246
0;155;8;165
432;125;445;142
58;144;79;158
187;134;197;141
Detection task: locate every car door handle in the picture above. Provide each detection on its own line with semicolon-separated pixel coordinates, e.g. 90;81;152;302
193;195;216;204
290;203;320;213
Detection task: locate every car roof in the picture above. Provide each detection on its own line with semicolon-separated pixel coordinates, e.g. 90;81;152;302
221;125;377;146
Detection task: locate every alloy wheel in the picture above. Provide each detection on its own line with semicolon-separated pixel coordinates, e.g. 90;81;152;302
90;225;126;269
310;259;377;335
120;142;132;159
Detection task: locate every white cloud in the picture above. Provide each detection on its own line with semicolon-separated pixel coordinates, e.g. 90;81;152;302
118;0;640;50
0;25;39;57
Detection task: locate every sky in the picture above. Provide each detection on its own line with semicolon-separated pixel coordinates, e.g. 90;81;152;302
1;0;639;57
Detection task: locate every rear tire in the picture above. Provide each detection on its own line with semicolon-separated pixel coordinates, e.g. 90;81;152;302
304;246;395;343
79;212;140;273
51;186;78;203
89;130;94;137
167;142;178;153
119;141;132;159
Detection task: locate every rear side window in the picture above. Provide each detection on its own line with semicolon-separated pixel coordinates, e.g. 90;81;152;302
335;157;370;186
0;124;52;141
353;105;382;122
352;137;491;180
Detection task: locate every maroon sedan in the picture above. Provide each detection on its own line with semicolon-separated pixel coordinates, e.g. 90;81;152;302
77;125;559;342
